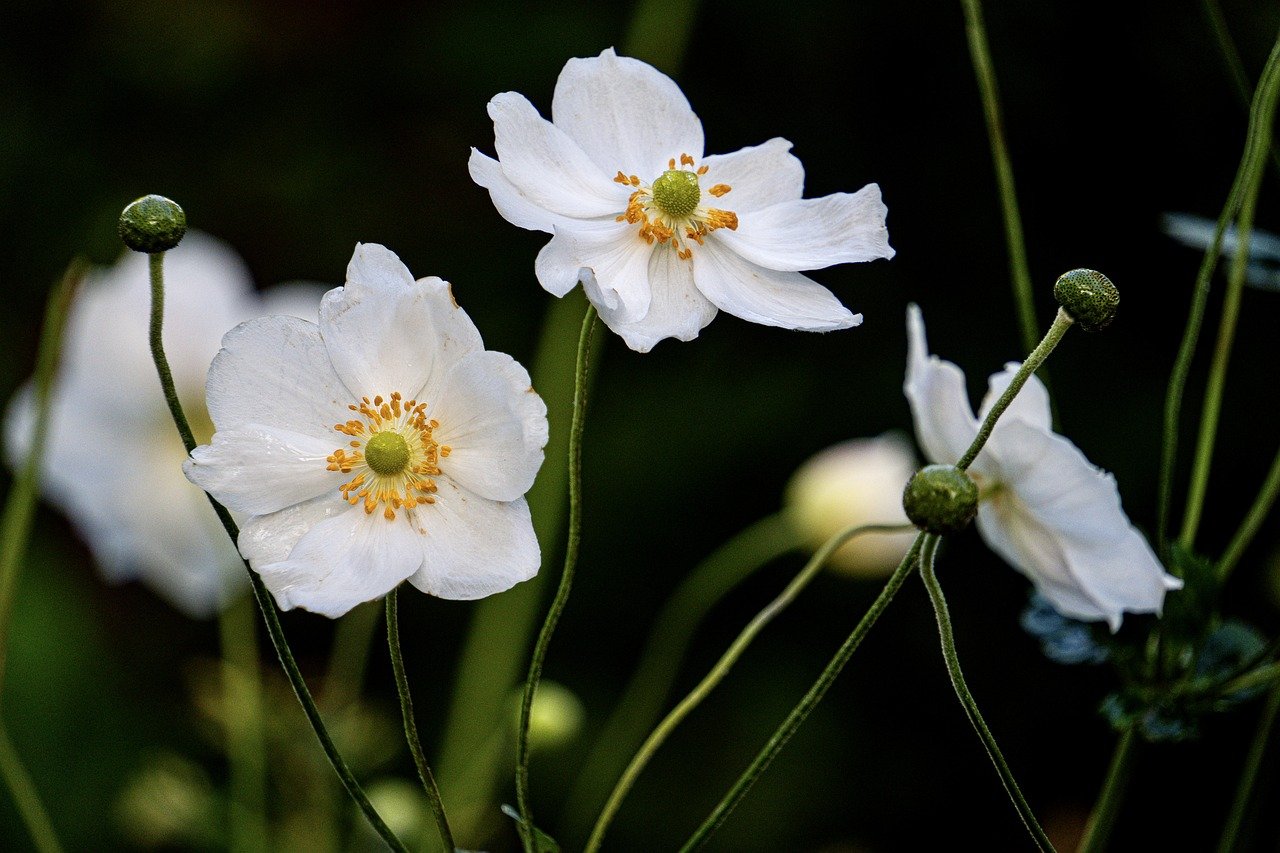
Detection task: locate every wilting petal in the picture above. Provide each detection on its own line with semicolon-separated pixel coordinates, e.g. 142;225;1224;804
184;424;341;515
604;248;718;352
469;148;575;235
699;138;805;212
552;47;704;178
904;305;980;468
535;220;654;321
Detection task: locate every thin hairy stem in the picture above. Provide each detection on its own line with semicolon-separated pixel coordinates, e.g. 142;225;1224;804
1078;727;1138;853
514;305;598;850
1218;439;1280;579
585;523;913;852
218;593;268;853
386;587;455;851
918;536;1055;852
147;250;406;851
679;533;925;851
1216;683;1280;852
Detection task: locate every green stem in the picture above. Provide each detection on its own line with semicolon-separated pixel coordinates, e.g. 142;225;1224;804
679;533;925;851
563;512;801;836
1216;683;1280;853
514;305;598;850
585;522;913;852
918;536;1055;852
956;308;1074;471
218;593;268;853
386;587;455;852
959;0;1041;357
1216;661;1280;697
1218;439;1280;579
0;261;81;853
1202;0;1280;182
146;250;406;852
1158;30;1280;556
1077;727;1138;853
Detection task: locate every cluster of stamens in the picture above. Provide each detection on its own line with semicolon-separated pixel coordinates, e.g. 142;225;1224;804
326;391;452;523
614;153;737;261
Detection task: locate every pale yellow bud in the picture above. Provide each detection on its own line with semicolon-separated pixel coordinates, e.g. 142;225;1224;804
785;433;919;577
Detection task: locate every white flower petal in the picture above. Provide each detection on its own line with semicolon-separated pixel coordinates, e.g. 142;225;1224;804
320;244;484;401
237;492;351;568
692;239;860;331
432;351;549;502
184;425;341;515
469;148;573;235
487;92;626;218
904;305;981;468
699;138;805;212
407;480;539;600
715;184;893;272
535;220;654;321
602;247;717;352
256;506;424;617
977;363;1052;432
551;47;704;178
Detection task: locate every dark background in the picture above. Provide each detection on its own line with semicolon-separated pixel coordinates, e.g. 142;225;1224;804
3;0;1280;849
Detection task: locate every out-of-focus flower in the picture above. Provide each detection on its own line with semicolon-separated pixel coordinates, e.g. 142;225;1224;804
470;48;893;352
516;679;584;752
903;305;1181;630
4;234;320;617
1163;212;1280;291
185;244;547;618
116;753;215;848
784;434;918;577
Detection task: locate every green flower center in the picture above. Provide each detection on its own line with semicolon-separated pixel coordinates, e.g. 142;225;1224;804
364;431;411;476
650;169;701;220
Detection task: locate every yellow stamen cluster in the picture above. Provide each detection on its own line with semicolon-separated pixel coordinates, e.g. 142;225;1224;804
326;391;453;523
614;153;738;261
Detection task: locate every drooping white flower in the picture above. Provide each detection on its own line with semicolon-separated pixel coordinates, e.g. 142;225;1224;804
3;234;321;617
903;305;1182;630
785;433;919;577
470;48;894;352
184;243;548;618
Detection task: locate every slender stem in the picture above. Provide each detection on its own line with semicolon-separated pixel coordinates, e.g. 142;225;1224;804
1077;727;1138;853
1216;683;1280;853
563;512;801;835
1218;440;1280;578
514;305;598;850
956;308;1074;471
218;593;268;853
147;250;406;852
0;726;61;853
1202;0;1280;182
918;536;1055;852
679;533;925;851
386;587;455;851
959;0;1041;357
1159;31;1280;556
1216;661;1280;697
585;523;913;852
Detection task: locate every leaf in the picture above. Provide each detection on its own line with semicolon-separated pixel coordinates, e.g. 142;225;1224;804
501;804;561;853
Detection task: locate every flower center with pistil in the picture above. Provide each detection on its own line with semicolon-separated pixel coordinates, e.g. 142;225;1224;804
326;391;451;523
614;153;738;260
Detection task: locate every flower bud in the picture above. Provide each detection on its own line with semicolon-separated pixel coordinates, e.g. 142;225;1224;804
785;434;919;577
1053;268;1118;331
119;194;187;253
902;464;978;535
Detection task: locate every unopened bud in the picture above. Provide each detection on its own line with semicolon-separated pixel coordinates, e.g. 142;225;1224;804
119;194;187;253
903;464;978;535
1054;268;1118;331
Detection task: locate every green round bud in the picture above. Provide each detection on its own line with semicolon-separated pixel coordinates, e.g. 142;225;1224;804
651;169;700;219
1053;268;1119;331
902;464;979;535
365;431;410;476
118;195;187;253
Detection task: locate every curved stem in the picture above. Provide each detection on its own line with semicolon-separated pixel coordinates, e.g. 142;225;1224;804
918;536;1055;852
679;533;925;851
958;0;1040;358
218;593;267;853
0;726;60;853
1202;0;1280;182
563;512;801;835
956;308;1074;471
147;250;406;852
585;523;913;852
1218;439;1280;579
386;587;455;851
514;305;598;850
1216;683;1280;853
1077;727;1137;853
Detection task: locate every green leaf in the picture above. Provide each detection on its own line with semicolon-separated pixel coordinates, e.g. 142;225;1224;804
500;805;561;853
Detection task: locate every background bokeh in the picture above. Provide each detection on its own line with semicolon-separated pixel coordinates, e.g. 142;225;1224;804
3;0;1280;849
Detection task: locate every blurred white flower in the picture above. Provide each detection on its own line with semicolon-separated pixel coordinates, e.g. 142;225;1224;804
903;305;1181;630
1163;212;1280;291
470;47;894;352
4;234;320;617
184;243;547;618
785;434;918;577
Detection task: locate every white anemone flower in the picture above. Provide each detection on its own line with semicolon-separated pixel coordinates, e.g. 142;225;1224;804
183;243;548;618
4;234;321;617
903;305;1182;630
469;48;894;352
